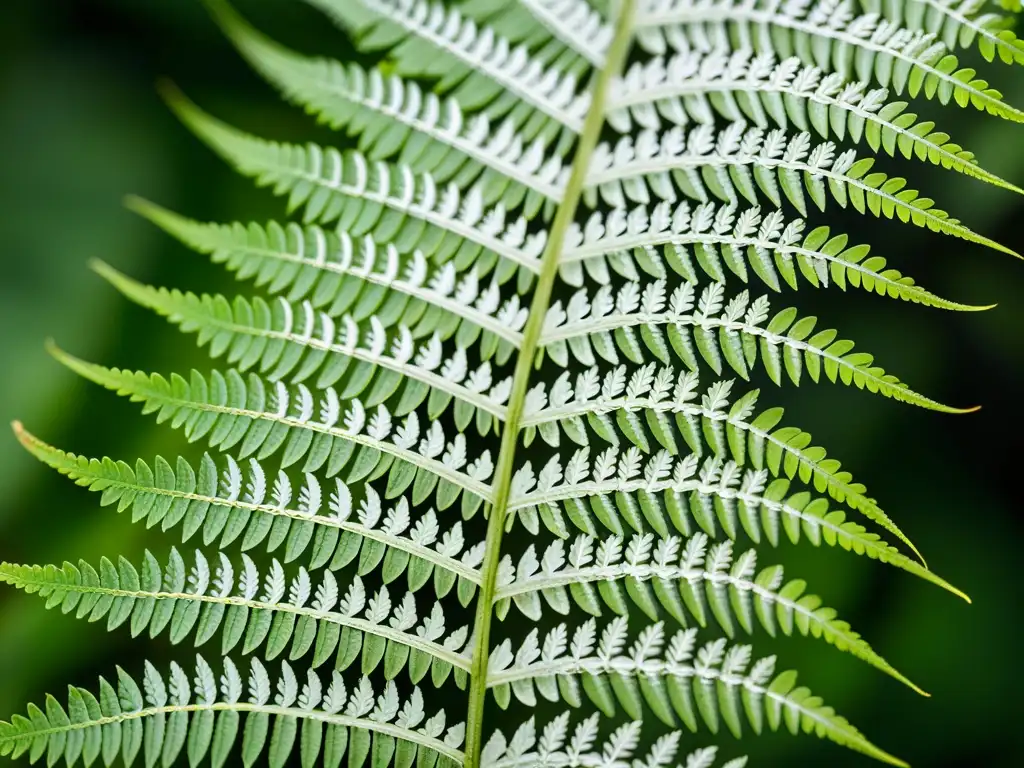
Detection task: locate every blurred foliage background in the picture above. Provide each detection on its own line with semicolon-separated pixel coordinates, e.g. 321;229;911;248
1;0;1022;766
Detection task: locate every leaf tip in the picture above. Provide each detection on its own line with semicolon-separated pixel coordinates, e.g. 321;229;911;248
122;194;151;215
43;337;63;359
10;421;40;453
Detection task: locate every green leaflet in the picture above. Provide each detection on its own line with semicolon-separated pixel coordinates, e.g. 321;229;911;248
0;658;465;768
558;198;995;309
14;422;484;597
302;0;588;149
92;261;511;436
486;619;908;766
858;0;1024;67
517;368;972;593
209;0;565;218
539;280;974;416
632;0;1024;125
585;122;1020;257
163;88;547;290
4;0;1018;766
0;553;471;685
457;0;612;74
607;48;1024;196
126;199;528;365
507;445;964;599
45;343;495;517
494;532;927;694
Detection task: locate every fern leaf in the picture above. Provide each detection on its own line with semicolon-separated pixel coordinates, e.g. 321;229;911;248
585;123;1017;255
539;281;968;413
0;658;466;768
633;0;1024;125
560;199;987;309
493;532;924;693
303;0;589;146
209;4;566;217
0;553;471;685
93;261;511;434
608;48;1024;195
127;201;528;364
165;92;547;286
46;346;495;517
5;0;1010;766
487;619;907;766
13;425;483;599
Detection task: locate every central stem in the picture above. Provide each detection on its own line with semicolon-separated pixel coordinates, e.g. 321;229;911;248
462;3;636;764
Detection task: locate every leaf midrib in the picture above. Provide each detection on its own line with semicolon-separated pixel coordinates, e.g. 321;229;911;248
461;3;638;766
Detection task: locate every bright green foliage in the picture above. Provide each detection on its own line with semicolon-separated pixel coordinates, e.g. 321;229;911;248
0;657;465;768
2;0;1020;767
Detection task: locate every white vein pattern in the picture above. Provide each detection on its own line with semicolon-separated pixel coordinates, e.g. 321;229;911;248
630;0;1024;121
487;615;770;688
608;48;887;127
497;532;771;602
539;280;780;344
56;657;465;762
509;446;798;521
175;220;531;347
315;0;591;131
215;463;485;583
207;296;515;419
282;235;530;346
48;547;472;668
288;148;548;272
483;714;746;768
301;63;570;200
522;366;746;429
844;0;1024;64
169;378;496;502
521;368;837;488
605;47;1007;187
555;199;968;308
585;121;878;210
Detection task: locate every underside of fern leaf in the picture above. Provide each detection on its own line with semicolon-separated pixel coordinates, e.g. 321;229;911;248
3;0;1019;767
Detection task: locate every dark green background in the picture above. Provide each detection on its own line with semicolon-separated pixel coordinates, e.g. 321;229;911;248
1;1;1022;766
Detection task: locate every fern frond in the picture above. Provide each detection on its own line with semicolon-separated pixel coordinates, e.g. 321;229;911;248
484;715;746;768
4;0;1005;766
487;619;907;766
127;201;527;364
0;657;466;768
209;4;566;216
560;200;985;309
0;552;472;684
608;48;1024;195
93;262;511;435
303;0;589;145
493;532;923;693
166;93;548;285
509;448;966;597
584;123;1017;255
47;346;495;517
13;425;483;598
632;0;1024;124
539;281;967;413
